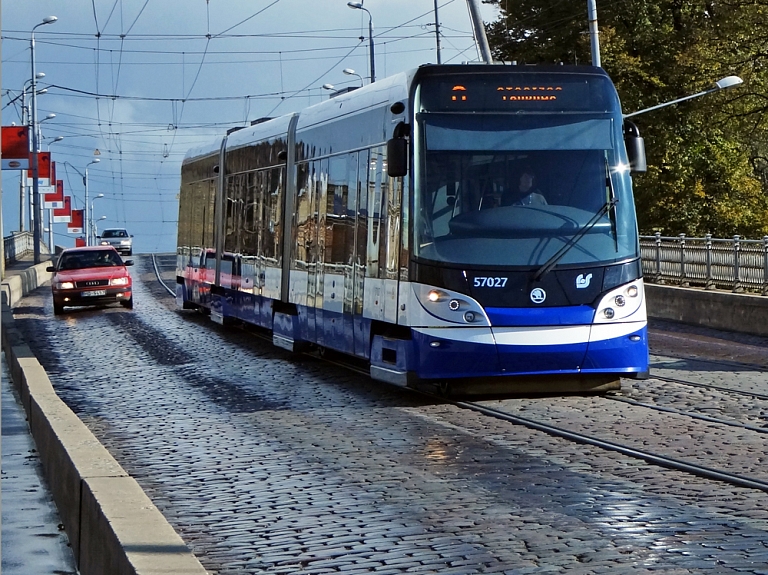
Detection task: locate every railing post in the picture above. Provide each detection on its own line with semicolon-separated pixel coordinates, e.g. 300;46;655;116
679;233;687;287
655;232;662;283
733;235;742;293
763;236;768;296
704;233;713;290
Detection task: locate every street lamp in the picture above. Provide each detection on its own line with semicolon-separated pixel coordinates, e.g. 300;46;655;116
624;76;744;118
347;2;375;83
343;68;363;86
30;15;58;263
46;135;64;151
84;159;100;246
11;75;47;234
93;215;107;241
91;194;105;243
63;158;100;246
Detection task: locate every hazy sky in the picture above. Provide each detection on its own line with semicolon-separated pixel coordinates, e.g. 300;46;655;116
2;0;499;253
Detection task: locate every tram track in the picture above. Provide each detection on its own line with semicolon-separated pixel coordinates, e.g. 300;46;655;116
649;373;768;401
315;347;768;495
455;399;768;494
147;255;768;496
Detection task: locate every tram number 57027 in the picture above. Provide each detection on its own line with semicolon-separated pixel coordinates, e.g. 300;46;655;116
473;277;508;288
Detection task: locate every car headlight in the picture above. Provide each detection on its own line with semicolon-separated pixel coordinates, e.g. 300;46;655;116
120;240;131;246
110;277;130;286
56;281;75;289
100;241;109;246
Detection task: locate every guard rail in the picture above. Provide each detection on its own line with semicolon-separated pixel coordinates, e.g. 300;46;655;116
640;233;768;296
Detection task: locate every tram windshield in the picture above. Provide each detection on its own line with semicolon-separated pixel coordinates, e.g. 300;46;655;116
413;113;639;268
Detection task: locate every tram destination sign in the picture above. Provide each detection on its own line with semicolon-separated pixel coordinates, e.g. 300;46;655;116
420;73;613;113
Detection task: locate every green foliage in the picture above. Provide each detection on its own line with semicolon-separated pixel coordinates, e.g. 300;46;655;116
484;0;768;237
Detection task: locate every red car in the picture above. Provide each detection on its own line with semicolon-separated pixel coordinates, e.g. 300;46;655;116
47;246;133;315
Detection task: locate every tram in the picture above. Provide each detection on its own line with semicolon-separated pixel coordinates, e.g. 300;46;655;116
176;64;650;394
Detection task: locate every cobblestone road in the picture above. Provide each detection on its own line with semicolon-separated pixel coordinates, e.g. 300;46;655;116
10;257;768;574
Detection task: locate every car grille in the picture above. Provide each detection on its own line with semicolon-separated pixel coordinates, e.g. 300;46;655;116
75;279;109;288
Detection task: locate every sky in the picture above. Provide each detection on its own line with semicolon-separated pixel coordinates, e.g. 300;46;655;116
2;0;499;254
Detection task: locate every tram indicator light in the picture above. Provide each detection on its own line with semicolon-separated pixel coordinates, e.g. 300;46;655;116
451;85;467;102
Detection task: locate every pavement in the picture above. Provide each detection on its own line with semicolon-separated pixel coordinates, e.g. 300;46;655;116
1;256;77;573
2;352;78;574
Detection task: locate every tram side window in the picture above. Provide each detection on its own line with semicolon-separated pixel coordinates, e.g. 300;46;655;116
242;171;259;257
355;150;369;313
326;156;350;267
224;173;246;254
203;180;216;254
261;167;282;264
293;163;311;269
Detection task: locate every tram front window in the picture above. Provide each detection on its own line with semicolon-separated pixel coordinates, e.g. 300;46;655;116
414;115;639;267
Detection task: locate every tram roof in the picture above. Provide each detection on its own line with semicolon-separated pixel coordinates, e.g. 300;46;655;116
182;63;613;164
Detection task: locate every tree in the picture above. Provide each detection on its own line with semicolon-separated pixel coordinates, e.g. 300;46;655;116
484;0;768;237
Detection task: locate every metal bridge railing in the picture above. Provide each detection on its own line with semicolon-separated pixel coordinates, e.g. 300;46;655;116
3;231;36;265
640;233;768;296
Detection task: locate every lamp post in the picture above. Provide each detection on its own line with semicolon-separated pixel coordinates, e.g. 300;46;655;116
30;15;58;263
91;194;105;243
347;2;375;83
63;158;100;246
624;76;743;118
343;68;364;87
46;135;64;252
24;86;50;234
84;159;100;245
93;215;107;241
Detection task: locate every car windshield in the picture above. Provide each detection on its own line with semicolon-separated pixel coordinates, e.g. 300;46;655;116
58;250;123;269
102;230;127;238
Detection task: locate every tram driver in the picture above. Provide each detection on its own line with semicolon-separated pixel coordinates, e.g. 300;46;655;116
501;168;548;207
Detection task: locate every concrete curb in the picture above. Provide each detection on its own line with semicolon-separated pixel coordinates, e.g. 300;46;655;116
645;283;768;337
1;260;52;307
1;263;208;575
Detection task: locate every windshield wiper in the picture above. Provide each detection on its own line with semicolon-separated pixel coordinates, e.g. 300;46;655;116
532;197;619;282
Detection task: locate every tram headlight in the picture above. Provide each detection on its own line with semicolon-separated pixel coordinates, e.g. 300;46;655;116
594;280;645;323
414;284;490;326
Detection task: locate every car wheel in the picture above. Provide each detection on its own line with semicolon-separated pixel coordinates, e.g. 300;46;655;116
121;297;134;309
53;303;64;315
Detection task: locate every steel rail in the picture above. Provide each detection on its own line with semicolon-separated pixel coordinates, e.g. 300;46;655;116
456;400;768;493
606;394;768;434
150;253;176;296
651;374;768;401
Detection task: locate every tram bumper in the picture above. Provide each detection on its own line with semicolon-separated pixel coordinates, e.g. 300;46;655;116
410;321;648;382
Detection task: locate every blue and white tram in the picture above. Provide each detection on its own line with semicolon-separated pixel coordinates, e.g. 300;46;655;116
176;64;650;394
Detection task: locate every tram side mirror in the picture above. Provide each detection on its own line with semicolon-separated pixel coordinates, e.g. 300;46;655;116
623;120;647;173
387;137;408;177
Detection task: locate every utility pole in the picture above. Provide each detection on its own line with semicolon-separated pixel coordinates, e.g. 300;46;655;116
433;0;442;64
466;0;492;64
587;0;601;67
